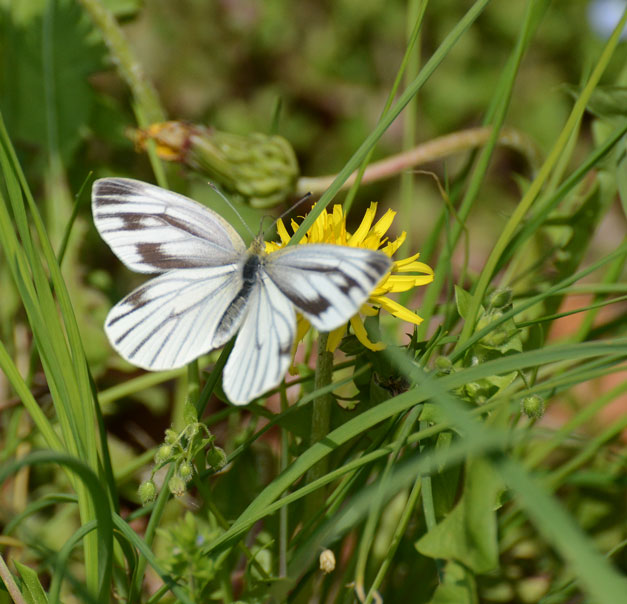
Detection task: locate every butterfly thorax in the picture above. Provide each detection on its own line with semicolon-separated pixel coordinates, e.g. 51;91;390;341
248;236;266;257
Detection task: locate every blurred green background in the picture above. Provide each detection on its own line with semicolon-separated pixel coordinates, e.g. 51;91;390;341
2;0;625;199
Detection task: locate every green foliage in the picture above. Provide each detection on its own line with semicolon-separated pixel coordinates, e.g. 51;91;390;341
0;0;103;163
13;560;49;604
1;1;627;603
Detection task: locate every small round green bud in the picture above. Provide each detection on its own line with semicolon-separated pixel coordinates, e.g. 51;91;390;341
435;356;453;374
168;475;187;497
138;480;157;504
164;429;178;445
206;446;227;470
185;423;199;439
464;382;482;399
155;444;174;464
489;288;513;309
178;461;193;482
522;395;545;419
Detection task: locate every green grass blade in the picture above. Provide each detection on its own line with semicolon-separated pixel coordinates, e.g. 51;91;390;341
0;452;113;604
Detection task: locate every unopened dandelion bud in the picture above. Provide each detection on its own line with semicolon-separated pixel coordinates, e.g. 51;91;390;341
319;549;336;574
522;395;545;419
168;475;187;497
138;480;157;504
206;446;227;470
155;444;174;464
178;461;193;482
132;121;299;208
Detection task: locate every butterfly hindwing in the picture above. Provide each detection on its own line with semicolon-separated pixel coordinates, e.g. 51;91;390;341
222;272;296;405
263;244;391;332
92;178;246;273
105;265;242;370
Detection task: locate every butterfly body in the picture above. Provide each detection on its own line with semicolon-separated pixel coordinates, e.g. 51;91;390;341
93;178;391;404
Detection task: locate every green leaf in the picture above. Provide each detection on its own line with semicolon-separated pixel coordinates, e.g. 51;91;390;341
431;431;463;521
454;285;473;320
430;561;478;604
14;558;49;604
0;0;103;161
586;86;627;121
616;134;627;218
415;456;501;573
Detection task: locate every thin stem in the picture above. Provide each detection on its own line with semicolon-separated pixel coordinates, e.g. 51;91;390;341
364;476;422;604
0;554;28;604
342;1;428;215
289;0;491;244
400;0;426;255
279;387;289;578
78;0;166;125
303;332;334;519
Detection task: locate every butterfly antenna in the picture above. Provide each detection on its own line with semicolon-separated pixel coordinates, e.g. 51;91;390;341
208;182;256;240
263;192;313;240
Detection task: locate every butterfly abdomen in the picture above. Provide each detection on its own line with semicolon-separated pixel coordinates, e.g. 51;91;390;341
213;253;261;347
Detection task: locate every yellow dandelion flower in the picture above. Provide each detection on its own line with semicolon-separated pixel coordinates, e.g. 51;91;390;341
265;202;434;351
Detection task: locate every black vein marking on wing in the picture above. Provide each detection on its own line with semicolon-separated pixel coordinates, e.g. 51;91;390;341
107;268;238;368
92;178;246;272
267;249;391;317
97;208;219;241
131;242;201;270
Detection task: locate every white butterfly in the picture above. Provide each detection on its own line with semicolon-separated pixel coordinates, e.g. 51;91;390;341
92;178;392;405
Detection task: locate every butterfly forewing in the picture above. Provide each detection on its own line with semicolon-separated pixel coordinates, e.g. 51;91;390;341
222;272;296;405
105;265;242;370
263;244;391;331
92;178;246;273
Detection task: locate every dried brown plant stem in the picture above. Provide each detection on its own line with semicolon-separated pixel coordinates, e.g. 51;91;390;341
296;126;540;196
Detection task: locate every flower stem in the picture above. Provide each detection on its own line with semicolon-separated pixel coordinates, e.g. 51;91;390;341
303;332;334;519
78;0;166;125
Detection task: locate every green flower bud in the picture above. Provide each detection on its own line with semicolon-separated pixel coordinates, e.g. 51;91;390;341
464;382;483;399
522;395;545;419
168;475;187;497
480;329;510;347
164;429;178;445
178;461;193;482
206;446;227;470
434;356;453;374
155;444;174;464
489;288;513;309
138;480;157;504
